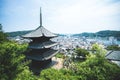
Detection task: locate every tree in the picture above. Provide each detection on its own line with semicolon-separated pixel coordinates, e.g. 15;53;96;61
0;30;39;80
40;68;78;80
0;24;8;43
0;41;39;80
0;42;28;80
106;45;120;50
0;24;2;31
91;43;106;56
75;48;89;57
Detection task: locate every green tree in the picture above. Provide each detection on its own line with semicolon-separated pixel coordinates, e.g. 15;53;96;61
74;53;120;80
0;24;2;31
40;68;78;80
0;42;39;80
0;24;8;43
15;66;39;80
75;48;89;57
106;45;120;50
55;53;65;58
0;42;28;80
0;31;8;43
0;30;39;80
91;43;106;56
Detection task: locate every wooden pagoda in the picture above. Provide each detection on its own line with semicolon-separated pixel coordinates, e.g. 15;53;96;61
23;8;58;73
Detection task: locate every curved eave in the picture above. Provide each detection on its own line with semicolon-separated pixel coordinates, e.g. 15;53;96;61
22;35;57;38
22;26;58;38
29;43;58;49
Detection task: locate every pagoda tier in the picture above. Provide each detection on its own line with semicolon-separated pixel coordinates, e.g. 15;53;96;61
29;40;57;49
30;59;52;74
26;49;58;61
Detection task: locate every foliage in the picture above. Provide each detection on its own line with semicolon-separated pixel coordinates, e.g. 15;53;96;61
75;48;89;57
73;53;120;80
15;66;39;80
106;45;120;50
0;41;38;80
91;43;106;56
40;54;120;80
40;68;78;80
0;24;2;31
72;30;120;40
0;42;28;80
0;24;8;43
39;44;120;80
0;31;8;43
1;29;120;80
55;53;65;58
6;30;32;37
96;30;120;37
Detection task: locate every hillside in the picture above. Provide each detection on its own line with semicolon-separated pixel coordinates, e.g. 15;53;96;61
72;30;120;38
7;30;120;39
96;30;120;37
6;30;64;37
6;30;33;37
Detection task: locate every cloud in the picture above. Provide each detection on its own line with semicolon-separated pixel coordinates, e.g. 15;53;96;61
48;0;120;33
1;0;120;33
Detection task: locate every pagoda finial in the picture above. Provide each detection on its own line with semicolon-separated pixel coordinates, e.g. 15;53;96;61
40;7;42;26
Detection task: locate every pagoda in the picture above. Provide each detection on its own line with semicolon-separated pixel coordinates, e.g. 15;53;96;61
23;8;58;73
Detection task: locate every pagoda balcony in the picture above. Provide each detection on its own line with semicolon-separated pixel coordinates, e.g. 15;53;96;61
26;49;58;61
29;41;58;49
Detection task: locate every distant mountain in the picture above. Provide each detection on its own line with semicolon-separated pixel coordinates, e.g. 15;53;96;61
96;30;120;37
72;30;120;38
72;32;96;37
6;30;120;39
6;30;32;37
6;30;64;37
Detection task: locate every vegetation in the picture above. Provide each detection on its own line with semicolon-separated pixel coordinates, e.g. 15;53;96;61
106;45;120;50
55;53;65;58
7;30;120;39
96;30;120;37
0;24;8;43
0;42;31;80
0;27;38;80
6;30;32;37
1;25;120;80
75;48;89;57
40;44;120;80
0;31;8;43
72;30;120;40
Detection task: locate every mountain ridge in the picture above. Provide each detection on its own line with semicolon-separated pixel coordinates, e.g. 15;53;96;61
6;30;120;38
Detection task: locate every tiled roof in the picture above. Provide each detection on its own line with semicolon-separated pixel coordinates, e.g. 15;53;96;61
105;51;120;66
106;51;120;61
23;26;57;38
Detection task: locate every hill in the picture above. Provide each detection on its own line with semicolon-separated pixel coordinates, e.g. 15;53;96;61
6;30;120;39
6;30;32;37
72;30;120;38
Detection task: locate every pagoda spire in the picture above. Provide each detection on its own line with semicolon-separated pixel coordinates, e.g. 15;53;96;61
40;7;42;26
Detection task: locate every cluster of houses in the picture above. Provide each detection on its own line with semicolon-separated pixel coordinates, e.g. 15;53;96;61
52;36;120;66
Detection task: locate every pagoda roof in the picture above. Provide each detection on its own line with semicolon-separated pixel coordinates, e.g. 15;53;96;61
23;26;57;38
29;41;57;49
23;8;57;38
26;49;58;61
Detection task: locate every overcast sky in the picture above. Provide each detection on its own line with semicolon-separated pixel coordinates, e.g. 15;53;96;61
0;0;120;34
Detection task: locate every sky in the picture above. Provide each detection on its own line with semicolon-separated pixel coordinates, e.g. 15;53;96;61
0;0;120;34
